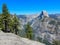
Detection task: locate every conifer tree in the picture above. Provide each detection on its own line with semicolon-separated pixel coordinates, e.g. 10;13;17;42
25;23;33;39
2;3;10;32
12;14;19;35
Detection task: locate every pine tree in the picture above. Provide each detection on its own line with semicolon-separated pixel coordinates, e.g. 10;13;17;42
2;3;10;32
25;23;33;39
12;14;19;35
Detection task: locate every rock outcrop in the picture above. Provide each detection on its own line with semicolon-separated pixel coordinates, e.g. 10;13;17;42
17;10;60;43
0;31;45;45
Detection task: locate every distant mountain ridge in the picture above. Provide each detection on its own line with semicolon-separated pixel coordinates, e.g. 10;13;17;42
17;11;60;43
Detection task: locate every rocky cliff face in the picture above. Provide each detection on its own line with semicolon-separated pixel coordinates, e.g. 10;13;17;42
38;10;49;19
0;31;45;45
30;10;51;41
17;11;60;43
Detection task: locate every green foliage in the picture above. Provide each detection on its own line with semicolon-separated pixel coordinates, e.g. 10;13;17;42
25;23;33;39
49;20;56;25
2;3;11;32
0;3;20;35
12;14;19;35
52;40;60;45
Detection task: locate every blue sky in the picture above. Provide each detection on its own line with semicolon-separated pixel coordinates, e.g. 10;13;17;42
0;0;60;15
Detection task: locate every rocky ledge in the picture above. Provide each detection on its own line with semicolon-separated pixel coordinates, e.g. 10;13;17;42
0;31;45;45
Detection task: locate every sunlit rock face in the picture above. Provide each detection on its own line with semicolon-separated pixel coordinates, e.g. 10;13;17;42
38;10;49;20
0;31;45;45
42;10;49;17
17;10;60;43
